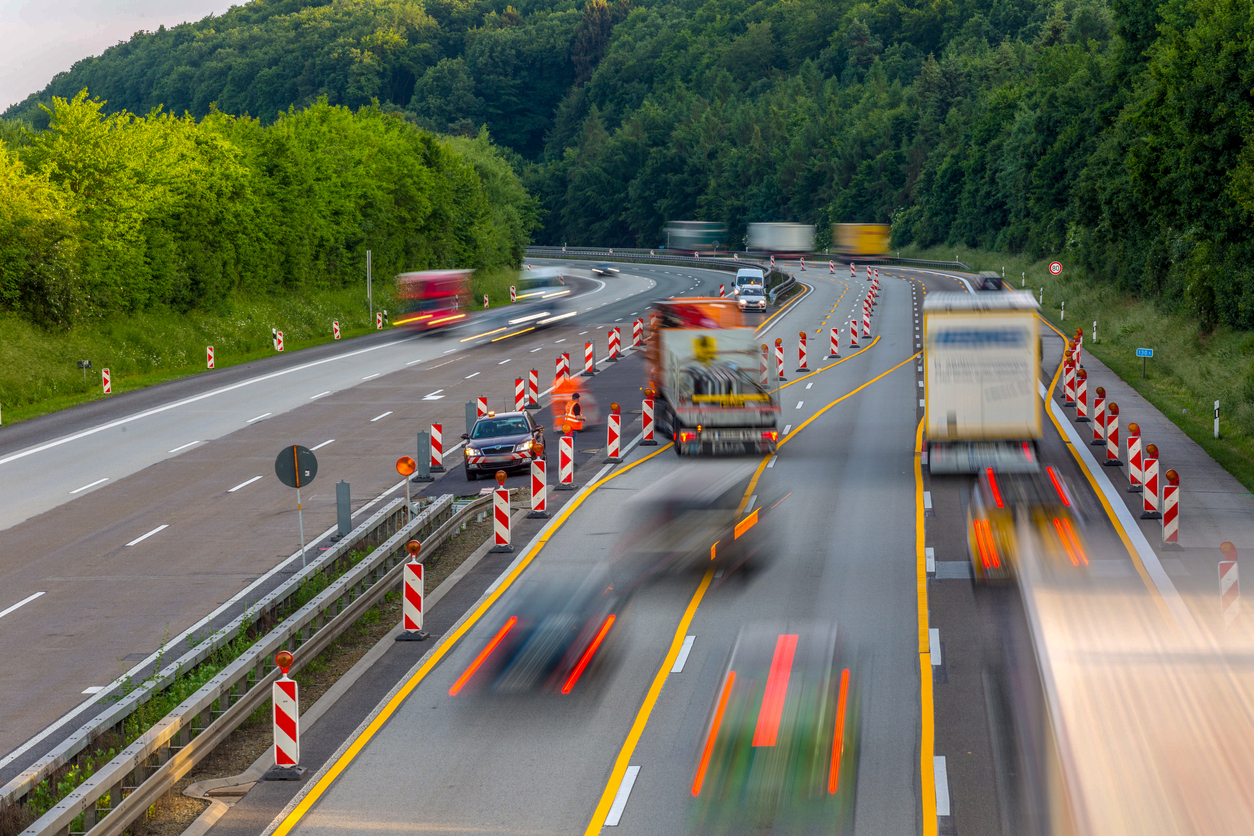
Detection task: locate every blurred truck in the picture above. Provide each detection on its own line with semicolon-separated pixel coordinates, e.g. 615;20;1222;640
645;299;780;455
747;222;815;253
394;269;473;332
666;220;727;252
923;292;1041;473
832;223;890;258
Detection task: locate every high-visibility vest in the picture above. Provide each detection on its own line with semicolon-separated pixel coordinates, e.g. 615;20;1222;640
563;402;584;431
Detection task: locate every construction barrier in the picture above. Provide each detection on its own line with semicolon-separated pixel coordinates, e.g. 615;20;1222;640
491;473;513;552
1141;444;1161;519
719;284;725;297
605;404;622;463
397;541;428;641
1162;469;1179;544
608;328;621;361
476;397;487;419
556;434;575;490
207;346;214;369
1075;368;1090;422
510;285;517;303
1064;354;1076;406
796;331;808;372
376;312;383;330
800;258;806;271
430;424;445;472
527;369;540;408
1127;422;1143;492
333;321;341;340
774;338;787;381
861;306;871;339
633;318;644;347
529;456;549;518
1091;388;1106;446
271;651;299;775
1104;403;1122;466
759;343;769;386
830;261;835;274
641;396;657;446
850;320;859;349
102;368;111;395
561;352;571;379
850;262;856;278
1220;542;1239;626
276;331;285;352
483;294;489;309
771;256;776;269
583;342;597;377
514;378;525;411
828;327;840;359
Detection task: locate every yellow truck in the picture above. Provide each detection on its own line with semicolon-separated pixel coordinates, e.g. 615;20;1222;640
833;223;891;257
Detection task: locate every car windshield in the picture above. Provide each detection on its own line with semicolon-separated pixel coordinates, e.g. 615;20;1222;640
472;417;530;438
740;288;764;298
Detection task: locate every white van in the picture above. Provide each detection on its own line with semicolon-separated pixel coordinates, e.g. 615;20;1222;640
733;268;766;296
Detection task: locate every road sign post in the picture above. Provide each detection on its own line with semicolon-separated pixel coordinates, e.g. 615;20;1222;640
275;446;318;567
1137;347;1153;378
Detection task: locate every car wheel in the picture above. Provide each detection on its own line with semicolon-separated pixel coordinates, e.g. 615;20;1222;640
467;469;478;481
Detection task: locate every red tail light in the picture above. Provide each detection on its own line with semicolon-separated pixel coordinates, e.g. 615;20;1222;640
449;616;516;696
561;615;615;694
986;468;1004;509
1046;466;1071;507
693;671;736;796
762;430;778;441
679;431;696;443
828;668;851;794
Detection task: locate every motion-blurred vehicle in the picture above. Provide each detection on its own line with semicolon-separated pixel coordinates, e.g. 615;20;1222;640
967;466;1088;582
732;268;766;295
746;222;815;254
519;266;566;289
832;223;890;258
394;269;473;332
666;220;727;252
461;411;545;481
447;564;625;696
976;271;1006;291
690;622;859;836
591;263;620;277
736;285;767;312
644;299;780;456
924;292;1041;473
618;459;771;578
463;270;575;342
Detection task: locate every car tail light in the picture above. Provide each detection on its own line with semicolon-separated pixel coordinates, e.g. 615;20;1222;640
1046;466;1071;507
986;468;1004;509
561;615;615;694
679;431;696;443
449;616;516;696
974;518;1000;569
762;430;778;441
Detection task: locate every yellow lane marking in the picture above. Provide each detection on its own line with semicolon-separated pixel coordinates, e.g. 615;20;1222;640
583;569;715;834
1035;314;1169;616
779;336;881;391
755;279;813;333
915;417;938;836
782;351;920;445
272;442;676;836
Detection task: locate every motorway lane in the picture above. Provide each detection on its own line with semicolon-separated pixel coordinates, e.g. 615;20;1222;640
0;260;731;774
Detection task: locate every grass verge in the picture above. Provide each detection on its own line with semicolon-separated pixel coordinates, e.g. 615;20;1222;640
901;244;1254;493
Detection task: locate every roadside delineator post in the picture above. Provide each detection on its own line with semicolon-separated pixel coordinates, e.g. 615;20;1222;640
529;449;549;518
774;338;787;381
554;356;564;387
719;284;725;297
430;424;445;473
800;257;807;272
583;342;597;377
510;285;517;303
796;331;808;372
1075;368;1090;422
1091;387;1106;447
605;403;622;463
1220;542;1239;627
641;394;657;446
483;294;489;309
829;261;835;274
396;540;429;642
333;321;341;340
514;378;525;411
556;430;575;491
527;370;540;409
491;471;513;552
476;397;487;419
1127;422;1143;492
633;319;644;347
207;346;215;369
861;304;871;339
275;331;285;352
1162;469;1180;545
828;327;841;359
264;651;302;780
770;255;776;269
376;312;383;330
1141;444;1161;519
102;368;111;395
1104;403;1122;466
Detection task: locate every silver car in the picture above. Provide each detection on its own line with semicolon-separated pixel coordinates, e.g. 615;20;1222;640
737;285;767;311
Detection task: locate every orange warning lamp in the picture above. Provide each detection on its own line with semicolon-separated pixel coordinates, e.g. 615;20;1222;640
275;651;293;675
1095;386;1106;398
1107;403;1119;417
611;402;620;414
396;456;416;476
406;539;422;557
1165;469;1179;486
1145;443;1159;458
1128;422;1140;435
1077;368;1087;380
1221;542;1237;558
799;331;805;338
562;423;572;435
775;338;782;346
495;470;507;486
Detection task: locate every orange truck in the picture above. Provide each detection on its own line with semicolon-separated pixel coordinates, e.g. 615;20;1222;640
644;299;780;455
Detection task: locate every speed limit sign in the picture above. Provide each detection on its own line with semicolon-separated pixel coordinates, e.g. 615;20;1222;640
1049;261;1063;275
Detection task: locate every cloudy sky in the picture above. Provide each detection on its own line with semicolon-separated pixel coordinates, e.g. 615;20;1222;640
0;1;238;111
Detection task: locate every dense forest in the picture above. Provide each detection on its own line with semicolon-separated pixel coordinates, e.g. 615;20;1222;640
5;0;1253;328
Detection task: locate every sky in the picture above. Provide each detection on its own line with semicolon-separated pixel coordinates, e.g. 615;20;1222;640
0;0;238;112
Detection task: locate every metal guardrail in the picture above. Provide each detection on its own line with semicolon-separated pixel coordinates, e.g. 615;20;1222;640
9;492;490;836
526;246;970;273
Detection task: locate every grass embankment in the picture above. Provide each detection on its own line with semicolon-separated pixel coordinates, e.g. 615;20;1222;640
902;245;1254;493
0;268;520;427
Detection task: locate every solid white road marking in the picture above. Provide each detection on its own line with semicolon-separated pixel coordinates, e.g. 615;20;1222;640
228;475;263;493
604;765;641;827
362;373;380;380
126;524;168;547
0;591;45;620
370;411;393;422
930;628;942;664
246;413;271;423
310;439;334;451
168;441;201;453
935;755;951;816
919;399;925;407
70;478;109;494
766;455;777;468
465;372;480;379
310;391;331;400
671;636;695;673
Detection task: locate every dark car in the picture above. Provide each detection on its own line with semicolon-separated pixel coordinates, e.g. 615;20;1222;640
592;263;621;277
461;411;544;480
976;271;1005;291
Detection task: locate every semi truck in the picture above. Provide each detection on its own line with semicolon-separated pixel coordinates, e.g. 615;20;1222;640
923;292;1041;473
833;223;891;258
746;222;815;253
645;299;780;456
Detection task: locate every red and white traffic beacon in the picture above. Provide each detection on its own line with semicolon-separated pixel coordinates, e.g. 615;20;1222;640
396;539;429;642
264;650;304;780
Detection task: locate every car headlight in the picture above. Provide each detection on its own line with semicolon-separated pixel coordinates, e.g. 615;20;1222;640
515;440;534;453
465;447;481;456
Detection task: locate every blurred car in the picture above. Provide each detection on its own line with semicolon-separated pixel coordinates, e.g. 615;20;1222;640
690;622;859;835
976;271;1005;291
461;411;545;481
447;564;626;696
592;263;621;277
967;466;1088;582
736;285;767;312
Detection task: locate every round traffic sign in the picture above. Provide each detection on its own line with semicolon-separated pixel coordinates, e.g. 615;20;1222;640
1049;261;1062;275
275;445;318;488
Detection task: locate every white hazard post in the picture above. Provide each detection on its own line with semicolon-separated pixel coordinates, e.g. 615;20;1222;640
102;368;111;395
376;312;383;330
276;331;285;352
829;261;835;274
510;285;517;303
491;471;513;552
759;344;769;387
562;352;571;378
265;651;302;780
800;257;806;271
605;403;622;463
556;432;575;491
1141;444;1162;519
861;305;871;339
828;327;840;359
430;423;445;473
396;540;429;642
528;453;549;519
527;369;540;408
1063;354;1076;406
608;328;621;361
850;261;856;279
583;342;596;377
1220;542;1239;627
774;338;787;381
476;397;487;419
1091;388;1106;447
1075;368;1090;422
1104;403;1123;467
207;346;215;369
719;284;725;297
333;320;341;340
514;378;525;411
796;331;808;372
849;320;859;349
641;394;657;446
1127;422;1143;493
633;318;644;347
1162;469;1180;545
